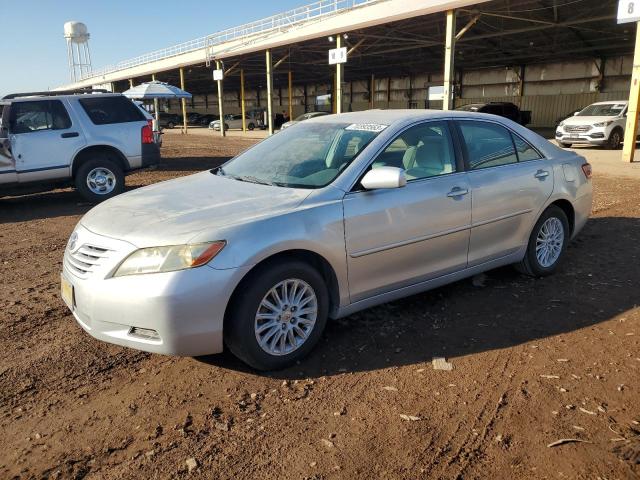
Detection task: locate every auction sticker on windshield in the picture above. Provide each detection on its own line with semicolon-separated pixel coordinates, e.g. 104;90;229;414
345;123;388;132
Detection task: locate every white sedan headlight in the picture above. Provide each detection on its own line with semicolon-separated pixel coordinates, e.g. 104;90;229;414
593;120;613;127
558;121;565;127
114;241;225;277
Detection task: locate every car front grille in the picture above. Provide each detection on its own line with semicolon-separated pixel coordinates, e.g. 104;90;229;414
65;244;112;278
564;125;592;133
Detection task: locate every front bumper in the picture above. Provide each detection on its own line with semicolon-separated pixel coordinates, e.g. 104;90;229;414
555;127;607;145
61;226;251;356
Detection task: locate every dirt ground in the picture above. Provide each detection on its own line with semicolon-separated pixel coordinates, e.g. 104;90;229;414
1;132;639;480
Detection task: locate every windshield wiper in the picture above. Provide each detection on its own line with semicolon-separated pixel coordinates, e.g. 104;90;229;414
234;175;277;186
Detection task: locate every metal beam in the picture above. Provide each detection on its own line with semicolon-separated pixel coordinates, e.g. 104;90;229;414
623;22;640;162
241;68;246;133
443;10;455;111
179;67;188;134
455;14;480;40
347;38;367;55
288;70;293;120
266;49;274;135
273;53;291;70
336;34;343;114
215;60;225;137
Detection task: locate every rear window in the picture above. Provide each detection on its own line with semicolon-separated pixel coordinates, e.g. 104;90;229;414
79;96;145;125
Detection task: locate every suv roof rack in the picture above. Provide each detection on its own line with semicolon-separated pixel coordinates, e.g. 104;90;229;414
2;88;111;100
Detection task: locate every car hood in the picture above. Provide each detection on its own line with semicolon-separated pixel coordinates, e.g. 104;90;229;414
80;171;312;247
562;115;619;125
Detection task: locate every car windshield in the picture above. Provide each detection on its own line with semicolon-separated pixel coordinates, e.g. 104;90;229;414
217;122;384;188
578;103;625;116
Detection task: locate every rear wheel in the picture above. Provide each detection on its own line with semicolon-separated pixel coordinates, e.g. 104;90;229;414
606;128;622;150
248;123;255;131
74;155;124;203
516;205;569;277
167;121;175;129
224;260;328;370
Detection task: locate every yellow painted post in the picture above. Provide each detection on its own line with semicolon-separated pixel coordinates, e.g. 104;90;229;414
623;21;640;162
240;69;246;133
129;79;134;88
443;10;456;110
215;61;226;137
266;49;274;135
179;67;188;134
336;34;343;114
288;70;293;121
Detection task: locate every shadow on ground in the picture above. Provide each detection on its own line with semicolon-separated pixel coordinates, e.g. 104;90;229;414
197;216;639;378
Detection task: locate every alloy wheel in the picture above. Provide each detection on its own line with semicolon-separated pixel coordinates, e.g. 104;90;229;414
535;217;564;268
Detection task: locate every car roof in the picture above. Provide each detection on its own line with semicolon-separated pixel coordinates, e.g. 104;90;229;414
590;100;627;105
308;108;513;126
7;93;123;103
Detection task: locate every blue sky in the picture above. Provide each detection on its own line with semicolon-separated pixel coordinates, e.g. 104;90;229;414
1;0;306;97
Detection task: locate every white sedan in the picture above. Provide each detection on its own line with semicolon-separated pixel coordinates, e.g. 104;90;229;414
210;114;257;131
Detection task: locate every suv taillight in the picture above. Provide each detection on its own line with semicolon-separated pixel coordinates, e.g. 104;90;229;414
142;121;153;144
581;162;592;179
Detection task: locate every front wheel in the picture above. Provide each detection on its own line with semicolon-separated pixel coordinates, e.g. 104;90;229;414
559;142;572;148
247;123;255;131
606;128;622;150
74;156;124;203
516;205;569;277
224;261;329;370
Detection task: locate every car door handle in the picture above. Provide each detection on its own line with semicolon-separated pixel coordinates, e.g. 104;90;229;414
447;187;469;197
61;132;79;138
534;169;549;179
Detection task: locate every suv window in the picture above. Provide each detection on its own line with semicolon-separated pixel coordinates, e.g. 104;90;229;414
79;96;145;125
10;100;72;134
372;121;456;180
458;121;518;170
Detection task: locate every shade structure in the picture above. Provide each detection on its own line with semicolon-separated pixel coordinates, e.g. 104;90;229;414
122;81;191;100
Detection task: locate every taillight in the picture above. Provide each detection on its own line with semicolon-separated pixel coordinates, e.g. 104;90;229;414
142;121;153;144
581;162;592;179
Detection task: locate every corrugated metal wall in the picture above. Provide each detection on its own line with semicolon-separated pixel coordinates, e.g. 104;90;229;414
454;92;628;128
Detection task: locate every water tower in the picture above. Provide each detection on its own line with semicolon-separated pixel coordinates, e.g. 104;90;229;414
64;21;92;82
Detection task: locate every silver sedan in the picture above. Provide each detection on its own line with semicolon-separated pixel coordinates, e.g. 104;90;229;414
61;110;593;370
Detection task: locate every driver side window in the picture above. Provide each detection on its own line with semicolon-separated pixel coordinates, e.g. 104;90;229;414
371;121;456;181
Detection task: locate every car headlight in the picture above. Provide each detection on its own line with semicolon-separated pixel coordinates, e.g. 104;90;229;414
113;241;226;277
593;120;613;127
558;121;564;127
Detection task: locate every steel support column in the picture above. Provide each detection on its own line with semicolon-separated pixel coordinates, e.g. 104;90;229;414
288;71;293;120
179;68;188;134
241;69;246;133
151;73;159;130
443;10;456;111
266;49;274;135
623;22;640;163
335;34;343;114
215;60;225;137
370;74;375;109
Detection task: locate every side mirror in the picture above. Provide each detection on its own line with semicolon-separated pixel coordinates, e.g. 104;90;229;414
573;111;580;116
361;167;407;190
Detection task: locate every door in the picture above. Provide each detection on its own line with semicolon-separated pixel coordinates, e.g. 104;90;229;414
0;104;17;185
455;120;554;266
10;99;85;183
343;121;471;302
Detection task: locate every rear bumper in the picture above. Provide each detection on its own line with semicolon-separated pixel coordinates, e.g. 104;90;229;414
141;143;161;168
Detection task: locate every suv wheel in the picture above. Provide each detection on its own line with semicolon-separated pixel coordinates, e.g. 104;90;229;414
516;205;569;277
75;155;124;203
167;121;175;129
224;260;329;370
606;128;622;150
247;123;255;131
559;142;572;148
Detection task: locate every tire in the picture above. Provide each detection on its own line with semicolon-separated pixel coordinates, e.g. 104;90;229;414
74;155;124;203
606;128;622;150
247;123;255;131
224;260;329;371
559;142;572;148
224;123;229;130
516;205;570;277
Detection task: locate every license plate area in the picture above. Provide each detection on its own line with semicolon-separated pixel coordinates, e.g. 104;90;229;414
61;274;75;309
569;133;580;139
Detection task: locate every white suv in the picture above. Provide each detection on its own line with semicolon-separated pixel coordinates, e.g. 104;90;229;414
0;91;160;202
555;101;627;149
